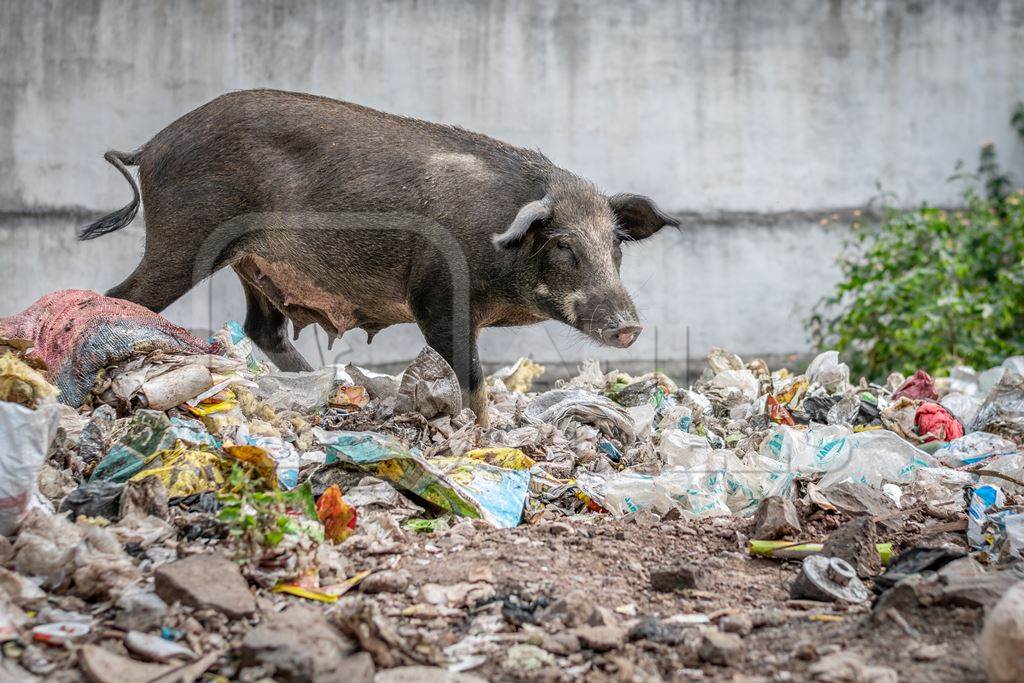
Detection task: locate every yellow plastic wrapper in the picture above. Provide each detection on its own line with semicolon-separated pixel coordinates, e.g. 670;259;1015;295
0;352;58;408
465;447;535;470
187;389;238;416
129;443;226;497
223;444;279;489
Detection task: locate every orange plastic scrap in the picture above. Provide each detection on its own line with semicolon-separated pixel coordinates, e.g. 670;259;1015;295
767;395;796;426
329;385;370;410
316;484;358;543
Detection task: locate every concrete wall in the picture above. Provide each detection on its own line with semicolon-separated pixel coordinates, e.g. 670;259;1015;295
2;0;1023;374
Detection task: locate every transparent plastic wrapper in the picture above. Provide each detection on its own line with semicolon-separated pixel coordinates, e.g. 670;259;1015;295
978;453;1024;493
805;350;850;392
948;365;981;396
825;394;861;426
659;429;713;467
0;401;60;535
575;470;677;516
314;429;529;528
936;431;1019;467
759;424;939;496
212;319;276;375
577;447;773;518
254;367;336;413
971;371;1024;441
941;392;983;427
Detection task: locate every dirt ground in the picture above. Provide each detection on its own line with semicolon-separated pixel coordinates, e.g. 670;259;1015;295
328;512;984;682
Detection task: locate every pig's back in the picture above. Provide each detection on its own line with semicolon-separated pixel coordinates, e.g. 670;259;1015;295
136;89;550;233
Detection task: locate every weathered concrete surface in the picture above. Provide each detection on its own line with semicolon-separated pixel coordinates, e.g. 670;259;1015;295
2;1;1023;367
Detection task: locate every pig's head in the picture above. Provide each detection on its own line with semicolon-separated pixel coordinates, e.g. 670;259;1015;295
493;179;679;348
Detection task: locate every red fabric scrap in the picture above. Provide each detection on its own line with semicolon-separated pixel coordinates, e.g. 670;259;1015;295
893;369;938;401
915;402;964;443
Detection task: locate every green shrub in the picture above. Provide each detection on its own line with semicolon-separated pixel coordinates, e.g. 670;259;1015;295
809;104;1024;381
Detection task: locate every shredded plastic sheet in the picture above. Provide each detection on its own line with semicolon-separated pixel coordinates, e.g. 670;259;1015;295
0;290;215;406
525;389;635;446
314;429;530;528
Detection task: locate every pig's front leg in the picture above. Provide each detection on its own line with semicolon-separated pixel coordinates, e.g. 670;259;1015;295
411;289;488;427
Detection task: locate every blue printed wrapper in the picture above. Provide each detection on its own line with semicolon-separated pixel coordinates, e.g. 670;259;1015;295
314;429;529;528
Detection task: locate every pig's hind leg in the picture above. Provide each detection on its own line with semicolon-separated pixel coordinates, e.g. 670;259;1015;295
237;272;312;372
105;255;197;314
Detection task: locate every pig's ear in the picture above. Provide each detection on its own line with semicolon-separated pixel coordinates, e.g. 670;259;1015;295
609;193;680;241
493;197;553;249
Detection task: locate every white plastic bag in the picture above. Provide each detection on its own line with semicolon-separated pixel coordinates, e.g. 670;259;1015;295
0;402;60;535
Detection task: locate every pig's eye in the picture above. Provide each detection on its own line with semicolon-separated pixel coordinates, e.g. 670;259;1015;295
556;240;575;258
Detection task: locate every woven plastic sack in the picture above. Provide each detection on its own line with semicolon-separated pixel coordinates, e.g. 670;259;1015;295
0;290;215;406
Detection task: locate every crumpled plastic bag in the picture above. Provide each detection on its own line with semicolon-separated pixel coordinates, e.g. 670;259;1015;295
941;391;983;426
524;389;635;446
805;351;850;392
759;424;939;495
255;366;336;413
659;429;713;467
0;401;60;535
12;509;82;588
971;371;1024;441
707;347;744;374
576;448;772;519
72;524;140;599
395;346;462;419
979;581;1024;683
708;369;760;402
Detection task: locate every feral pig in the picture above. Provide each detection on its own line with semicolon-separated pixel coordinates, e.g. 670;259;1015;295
80;89;679;425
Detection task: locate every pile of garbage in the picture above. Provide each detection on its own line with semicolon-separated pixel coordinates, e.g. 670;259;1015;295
0;289;1022;681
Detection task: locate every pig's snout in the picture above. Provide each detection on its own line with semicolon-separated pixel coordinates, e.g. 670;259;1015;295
601;324;642;348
